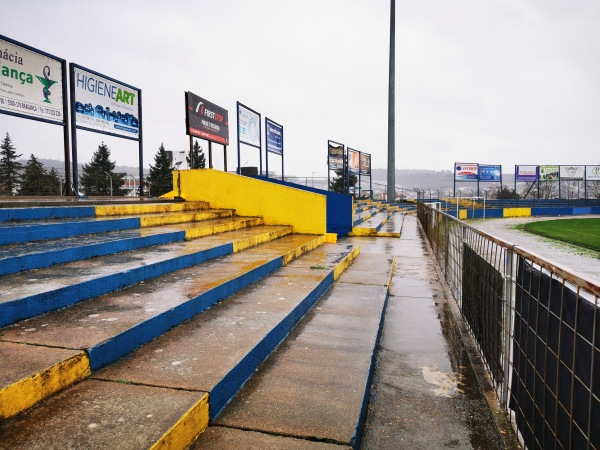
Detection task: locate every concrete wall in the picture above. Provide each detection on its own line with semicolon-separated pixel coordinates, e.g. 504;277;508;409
167;169;326;235
252;176;353;236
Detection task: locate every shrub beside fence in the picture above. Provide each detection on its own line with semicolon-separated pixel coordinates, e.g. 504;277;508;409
417;203;599;450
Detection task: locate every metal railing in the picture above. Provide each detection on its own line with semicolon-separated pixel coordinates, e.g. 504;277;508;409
417;202;599;450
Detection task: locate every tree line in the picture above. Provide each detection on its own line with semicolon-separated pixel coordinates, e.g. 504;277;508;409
0;132;206;197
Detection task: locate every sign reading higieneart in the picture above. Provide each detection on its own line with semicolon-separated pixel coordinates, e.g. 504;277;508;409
479;165;501;182
559;165;585;180
348;148;360;174
238;103;261;148
265;118;283;155
186;91;229;144
360;152;371;175
72;65;140;140
515;165;539;182
328;141;344;170
0;36;64;123
454;163;479;181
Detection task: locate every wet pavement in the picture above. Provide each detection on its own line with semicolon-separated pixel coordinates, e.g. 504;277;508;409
360;215;508;449
470;216;600;284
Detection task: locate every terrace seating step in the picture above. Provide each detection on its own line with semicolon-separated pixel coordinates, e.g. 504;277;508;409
0;216;263;276
351;211;392;236
0;241;359;449
0;224;293;327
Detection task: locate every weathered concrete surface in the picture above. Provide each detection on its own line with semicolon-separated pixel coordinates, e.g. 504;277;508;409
201;239;393;448
0;379;207;450
360;215;507;449
196;426;350;449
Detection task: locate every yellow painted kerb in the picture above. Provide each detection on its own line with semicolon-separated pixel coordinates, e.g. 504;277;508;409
333;245;360;280
171;169;326;235
0;351;90;419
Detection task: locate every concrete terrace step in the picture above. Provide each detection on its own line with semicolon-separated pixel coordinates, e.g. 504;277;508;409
350;211;392;236
0;216;263;276
0;241;359;449
0;233;326;421
0;224;293;327
376;212;405;237
0;205;232;246
352;208;381;227
199;238;395;449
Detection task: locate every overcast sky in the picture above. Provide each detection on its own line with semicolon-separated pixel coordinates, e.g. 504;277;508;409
1;0;599;178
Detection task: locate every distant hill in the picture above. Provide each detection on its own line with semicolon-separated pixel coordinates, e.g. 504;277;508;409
18;158;146;177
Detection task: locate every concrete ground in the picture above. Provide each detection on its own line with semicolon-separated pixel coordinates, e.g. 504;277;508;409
469;216;600;284
360;215;514;449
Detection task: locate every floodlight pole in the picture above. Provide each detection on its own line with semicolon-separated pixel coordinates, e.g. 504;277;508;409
386;0;396;203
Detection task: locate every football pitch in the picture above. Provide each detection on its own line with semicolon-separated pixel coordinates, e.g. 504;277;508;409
523;218;600;252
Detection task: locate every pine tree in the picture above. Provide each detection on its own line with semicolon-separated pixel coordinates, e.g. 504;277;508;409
186;140;206;169
80;142;125;196
148;143;173;197
0;132;23;195
329;168;357;194
19;154;59;195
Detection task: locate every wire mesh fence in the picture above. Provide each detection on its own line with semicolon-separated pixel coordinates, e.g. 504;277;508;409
417;202;599;449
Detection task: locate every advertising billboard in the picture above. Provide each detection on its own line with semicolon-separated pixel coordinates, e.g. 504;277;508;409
0;36;64;123
539;165;559;181
360;152;371;175
454;163;478;181
479;165;501;182
586;165;600;181
238;103;260;148
348;148;360;174
265;118;283;155
559;165;585;180
186;92;229;144
515;165;538;182
73;65;140;140
328;141;344;170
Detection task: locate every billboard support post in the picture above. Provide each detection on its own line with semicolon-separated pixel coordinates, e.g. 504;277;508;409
138;90;144;195
208;141;213;169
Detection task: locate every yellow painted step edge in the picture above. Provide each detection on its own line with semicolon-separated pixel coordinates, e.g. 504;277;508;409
388;257;397;293
184;217;263;240
140;210;233;227
333;245;361;281
231;226;294;253
95;202;210;217
149;393;209;450
0;351;90;420
281;235;326;266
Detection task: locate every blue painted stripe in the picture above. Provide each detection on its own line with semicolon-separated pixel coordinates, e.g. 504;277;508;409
210;271;335;419
88;257;283;371
0;218;141;245
0;243;233;328
0;231;185;277
0;206;96;222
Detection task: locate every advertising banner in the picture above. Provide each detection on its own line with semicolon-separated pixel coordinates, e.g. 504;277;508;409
454;163;479;181
238;103;260;148
360;152;371;175
515;165;538;182
0;36;64;122
348;148;360;174
559;165;585;180
586;165;600;181
479;165;501;182
186;91;229;144
73;65;140;140
265;118;283;155
539;165;559;181
328;141;344;170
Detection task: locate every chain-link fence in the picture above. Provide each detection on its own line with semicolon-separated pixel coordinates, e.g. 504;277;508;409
417;202;599;449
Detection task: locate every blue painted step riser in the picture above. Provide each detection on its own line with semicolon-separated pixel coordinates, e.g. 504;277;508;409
0;231;186;277
210;272;335;419
0;243;232;328
88;258;283;371
0;218;141;245
0;207;96;223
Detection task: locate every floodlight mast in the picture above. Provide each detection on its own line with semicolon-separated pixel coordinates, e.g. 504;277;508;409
387;0;396;203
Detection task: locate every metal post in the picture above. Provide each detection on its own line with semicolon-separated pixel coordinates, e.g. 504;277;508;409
386;0;396;202
61;59;72;196
208;141;213;169
138;89;144;196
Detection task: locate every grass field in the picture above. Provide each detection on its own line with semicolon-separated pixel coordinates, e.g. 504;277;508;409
523;218;600;252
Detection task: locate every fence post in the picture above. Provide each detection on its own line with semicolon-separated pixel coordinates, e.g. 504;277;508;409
502;247;515;408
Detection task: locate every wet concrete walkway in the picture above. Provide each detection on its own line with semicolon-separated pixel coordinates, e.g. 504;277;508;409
360;215;506;449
